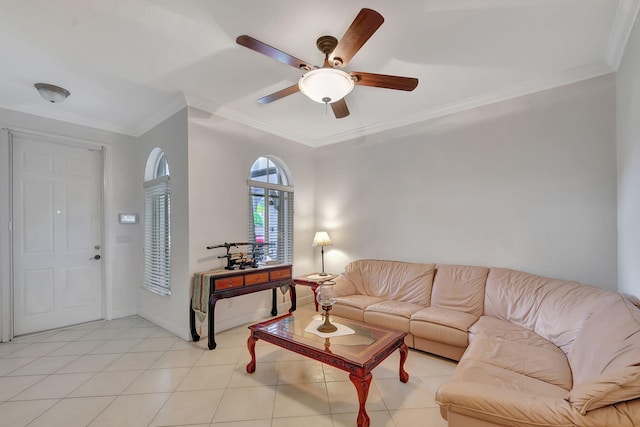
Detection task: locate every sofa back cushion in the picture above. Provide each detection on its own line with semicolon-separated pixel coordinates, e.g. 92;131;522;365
567;297;640;413
342;259;435;306
431;264;489;317
484;268;563;331
532;280;619;355
484;268;618;356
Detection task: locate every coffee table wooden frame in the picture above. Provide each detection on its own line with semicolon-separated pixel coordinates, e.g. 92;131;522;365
246;313;409;427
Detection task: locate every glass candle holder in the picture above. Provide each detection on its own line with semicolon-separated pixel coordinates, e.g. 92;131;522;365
316;281;337;333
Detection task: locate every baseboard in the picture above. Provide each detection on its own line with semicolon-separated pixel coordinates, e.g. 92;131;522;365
136;307;191;341
136;294;313;341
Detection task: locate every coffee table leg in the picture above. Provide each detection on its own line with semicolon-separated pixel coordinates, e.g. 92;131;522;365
246;334;258;373
349;371;372;427
399;343;409;383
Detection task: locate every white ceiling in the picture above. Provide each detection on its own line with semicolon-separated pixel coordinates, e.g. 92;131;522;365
0;1;638;147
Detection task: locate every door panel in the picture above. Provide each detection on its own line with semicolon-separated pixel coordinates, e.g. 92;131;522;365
12;133;104;335
23;179;54;252
23;269;54;315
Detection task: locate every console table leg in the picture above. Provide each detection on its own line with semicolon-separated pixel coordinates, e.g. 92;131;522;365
289;284;297;313
189;303;200;342
398;343;409;383
246;334;258;373
271;288;278;316
349;371;372;427
207;297;220;350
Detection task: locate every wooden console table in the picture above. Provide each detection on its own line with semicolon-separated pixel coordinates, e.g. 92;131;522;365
190;264;296;349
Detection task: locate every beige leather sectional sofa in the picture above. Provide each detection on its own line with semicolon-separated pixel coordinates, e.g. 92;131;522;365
330;259;640;427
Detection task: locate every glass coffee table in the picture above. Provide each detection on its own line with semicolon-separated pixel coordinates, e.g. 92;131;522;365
247;311;409;427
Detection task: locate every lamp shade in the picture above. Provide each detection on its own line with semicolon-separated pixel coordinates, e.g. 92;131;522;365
298;68;354;104
312;231;332;247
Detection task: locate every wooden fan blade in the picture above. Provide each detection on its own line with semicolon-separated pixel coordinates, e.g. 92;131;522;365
237;35;313;70
351;72;419;91
332;9;384;67
331;98;350;119
257;84;300;104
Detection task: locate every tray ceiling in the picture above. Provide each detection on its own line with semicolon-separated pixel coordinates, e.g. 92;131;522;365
0;0;638;147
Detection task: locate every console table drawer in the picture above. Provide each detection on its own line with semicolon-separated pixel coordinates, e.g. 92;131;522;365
270;268;292;280
215;276;243;290
245;272;269;286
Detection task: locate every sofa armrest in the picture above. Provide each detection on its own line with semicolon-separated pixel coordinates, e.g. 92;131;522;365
436;360;637;427
332;274;357;296
438;380;638;427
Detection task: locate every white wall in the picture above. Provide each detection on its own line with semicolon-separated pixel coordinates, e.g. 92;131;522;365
187;108;316;335
315;75;618;290
0;66;624;342
617;16;640;299
0;107;140;341
136;108;191;339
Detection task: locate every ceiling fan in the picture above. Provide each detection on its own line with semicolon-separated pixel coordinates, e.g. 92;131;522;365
236;8;418;119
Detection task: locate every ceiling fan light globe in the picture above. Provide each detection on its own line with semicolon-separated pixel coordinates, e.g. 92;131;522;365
298;68;354;104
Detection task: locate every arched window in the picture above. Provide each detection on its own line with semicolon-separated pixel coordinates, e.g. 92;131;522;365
248;156;294;264
143;148;171;295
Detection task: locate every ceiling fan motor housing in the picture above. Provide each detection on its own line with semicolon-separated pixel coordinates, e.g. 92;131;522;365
316;35;342;67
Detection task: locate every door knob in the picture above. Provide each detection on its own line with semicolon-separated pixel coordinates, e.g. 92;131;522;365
90;255;101;260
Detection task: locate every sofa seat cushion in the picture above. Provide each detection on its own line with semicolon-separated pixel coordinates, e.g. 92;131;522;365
462;334;573;390
364;311;411;333
362;301;424;333
470;316;557;349
365;300;424;318
436;359;639;427
411;307;478;331
331;304;365;322
334;294;384;310
409;307;476;348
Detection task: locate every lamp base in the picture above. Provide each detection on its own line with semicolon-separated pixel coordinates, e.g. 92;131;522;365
317;306;337;333
318;272;328;276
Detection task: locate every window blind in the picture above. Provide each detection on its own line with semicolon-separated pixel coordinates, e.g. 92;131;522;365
248;180;294;264
144;175;171;295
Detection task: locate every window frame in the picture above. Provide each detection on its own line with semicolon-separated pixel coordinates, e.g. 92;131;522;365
143;149;171;296
248;157;294;265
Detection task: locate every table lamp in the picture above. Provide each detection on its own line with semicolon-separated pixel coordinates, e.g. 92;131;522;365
312;231;332;276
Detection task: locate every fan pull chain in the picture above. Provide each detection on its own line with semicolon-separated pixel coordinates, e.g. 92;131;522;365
322;97;331;116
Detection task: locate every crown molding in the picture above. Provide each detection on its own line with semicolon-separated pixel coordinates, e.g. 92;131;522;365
1;103;137;136
1;92;188;138
132;93;187;137
309;62;614;147
184;92;317;146
3;59;616;147
605;0;640;70
194;61;613;148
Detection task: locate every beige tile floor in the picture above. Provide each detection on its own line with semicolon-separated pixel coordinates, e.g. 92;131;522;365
0;305;456;427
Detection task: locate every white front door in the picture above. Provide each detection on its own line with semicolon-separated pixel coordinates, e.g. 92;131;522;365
12;132;104;336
